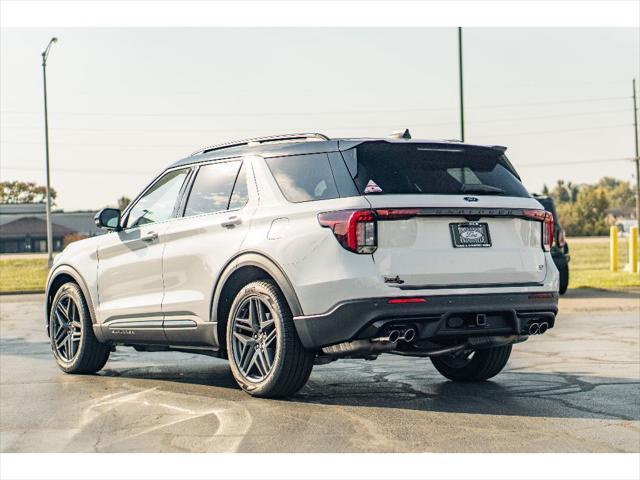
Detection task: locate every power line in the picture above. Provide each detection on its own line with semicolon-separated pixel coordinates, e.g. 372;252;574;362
1;109;630;134
517;157;635;168
471;124;633;138
0;96;631;119
1;123;633;148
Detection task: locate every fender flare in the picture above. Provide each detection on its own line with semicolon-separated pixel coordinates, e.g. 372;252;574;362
210;251;303;346
45;264;99;335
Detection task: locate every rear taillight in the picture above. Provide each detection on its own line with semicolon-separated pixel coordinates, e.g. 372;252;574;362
375;208;421;220
318;209;377;254
523;209;554;252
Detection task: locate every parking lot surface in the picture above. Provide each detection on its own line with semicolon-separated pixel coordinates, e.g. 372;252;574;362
1;291;638;452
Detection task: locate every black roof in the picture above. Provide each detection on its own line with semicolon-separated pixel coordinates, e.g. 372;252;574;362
168;135;508;170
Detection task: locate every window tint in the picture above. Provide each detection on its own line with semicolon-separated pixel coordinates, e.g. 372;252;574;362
184;161;241;217
126;168;189;228
350;142;530;197
266;153;340;203
228;163;249;210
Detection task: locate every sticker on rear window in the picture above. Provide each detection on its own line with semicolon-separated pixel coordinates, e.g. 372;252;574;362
364;180;383;194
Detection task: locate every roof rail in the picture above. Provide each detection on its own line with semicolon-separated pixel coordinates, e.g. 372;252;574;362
190;132;331;156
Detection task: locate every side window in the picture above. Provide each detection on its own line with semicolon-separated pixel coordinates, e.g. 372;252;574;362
125;168;189;228
228;163;249;210
265;153;339;203
184;161;241;217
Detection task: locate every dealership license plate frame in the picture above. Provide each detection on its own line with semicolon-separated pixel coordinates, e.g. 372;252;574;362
449;222;492;248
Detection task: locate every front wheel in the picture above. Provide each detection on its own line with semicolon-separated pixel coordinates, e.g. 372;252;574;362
49;282;110;374
430;345;512;381
226;280;314;398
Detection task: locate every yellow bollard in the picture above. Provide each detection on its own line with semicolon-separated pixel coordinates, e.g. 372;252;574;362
629;226;638;274
610;226;619;272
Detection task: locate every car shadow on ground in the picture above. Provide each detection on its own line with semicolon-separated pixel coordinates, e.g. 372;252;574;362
3;336;639;422
101;354;639;422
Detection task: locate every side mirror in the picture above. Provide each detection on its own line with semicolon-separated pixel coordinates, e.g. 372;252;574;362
94;208;121;231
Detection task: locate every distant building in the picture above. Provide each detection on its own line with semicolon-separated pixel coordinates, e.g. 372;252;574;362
0;203;103;253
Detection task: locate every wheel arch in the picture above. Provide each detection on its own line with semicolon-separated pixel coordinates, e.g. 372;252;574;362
46;265;97;337
210;252;302;350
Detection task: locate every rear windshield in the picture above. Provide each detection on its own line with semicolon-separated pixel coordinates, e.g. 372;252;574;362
345;142;530;198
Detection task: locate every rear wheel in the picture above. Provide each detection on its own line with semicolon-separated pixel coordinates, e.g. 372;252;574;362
430;345;512;381
559;265;569;295
226;280;314;398
49;282;110;374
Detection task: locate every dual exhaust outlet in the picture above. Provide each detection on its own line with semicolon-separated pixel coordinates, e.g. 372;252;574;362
374;327;416;344
528;322;549;335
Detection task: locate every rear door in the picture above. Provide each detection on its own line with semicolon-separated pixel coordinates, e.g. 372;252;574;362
343;142;548;288
161;158;255;345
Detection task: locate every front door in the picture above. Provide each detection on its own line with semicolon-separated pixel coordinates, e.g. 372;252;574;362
96;167;190;343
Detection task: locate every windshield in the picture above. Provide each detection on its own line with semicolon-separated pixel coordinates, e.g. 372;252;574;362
345;142;530;198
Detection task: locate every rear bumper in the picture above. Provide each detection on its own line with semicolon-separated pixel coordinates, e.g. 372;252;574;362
293;292;558;349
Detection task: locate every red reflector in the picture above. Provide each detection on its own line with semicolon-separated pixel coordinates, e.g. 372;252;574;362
387;297;427;304
528;293;555;299
376;208;421;220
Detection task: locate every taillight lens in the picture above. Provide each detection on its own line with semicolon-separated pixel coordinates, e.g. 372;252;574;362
523;209;554;252
318;209;377;254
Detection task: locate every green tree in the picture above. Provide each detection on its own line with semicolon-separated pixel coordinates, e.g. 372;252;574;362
571;186;610;236
0;181;57;204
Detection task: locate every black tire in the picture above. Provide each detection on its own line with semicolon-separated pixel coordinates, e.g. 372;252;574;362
49;282;110;374
559;265;569;295
430;345;512;381
226;280;314;398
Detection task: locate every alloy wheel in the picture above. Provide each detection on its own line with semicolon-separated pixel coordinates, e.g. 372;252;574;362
231;296;277;382
51;294;82;362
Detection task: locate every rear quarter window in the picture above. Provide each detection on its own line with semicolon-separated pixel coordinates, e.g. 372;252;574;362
266;153;341;203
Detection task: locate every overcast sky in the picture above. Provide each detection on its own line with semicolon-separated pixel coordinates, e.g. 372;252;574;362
1;27;638;211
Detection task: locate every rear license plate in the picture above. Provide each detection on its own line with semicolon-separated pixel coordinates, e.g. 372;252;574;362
450;222;492;248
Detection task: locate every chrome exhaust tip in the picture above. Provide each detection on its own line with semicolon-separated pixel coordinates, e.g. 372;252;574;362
528;323;540;335
403;328;416;343
387;330;400;343
538;322;548;334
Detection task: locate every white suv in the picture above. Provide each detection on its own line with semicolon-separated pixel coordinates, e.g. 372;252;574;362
45;133;559;398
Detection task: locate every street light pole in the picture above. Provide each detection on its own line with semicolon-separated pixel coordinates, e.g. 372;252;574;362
41;37;57;268
458;27;465;142
632;78;639;231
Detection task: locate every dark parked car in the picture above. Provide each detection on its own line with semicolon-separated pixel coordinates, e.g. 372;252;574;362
534;195;570;294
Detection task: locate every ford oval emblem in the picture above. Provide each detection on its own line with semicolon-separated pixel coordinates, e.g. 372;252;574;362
463;196;479;202
460;229;483;240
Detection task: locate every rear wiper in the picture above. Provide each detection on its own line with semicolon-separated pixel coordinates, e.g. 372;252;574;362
459;184;505;195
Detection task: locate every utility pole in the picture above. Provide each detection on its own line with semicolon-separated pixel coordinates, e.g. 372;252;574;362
42;37;57;268
633;78;639;231
458;27;465;142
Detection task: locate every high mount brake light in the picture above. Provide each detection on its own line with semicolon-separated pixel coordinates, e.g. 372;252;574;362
523;209;554;252
318;209;377;254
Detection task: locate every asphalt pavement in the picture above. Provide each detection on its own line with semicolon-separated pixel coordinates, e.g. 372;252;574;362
1;291;638;453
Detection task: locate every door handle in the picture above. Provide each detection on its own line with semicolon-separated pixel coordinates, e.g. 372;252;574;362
141;231;159;243
221;216;242;229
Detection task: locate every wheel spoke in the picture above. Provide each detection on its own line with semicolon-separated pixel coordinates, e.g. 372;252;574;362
259;348;272;371
249;299;260;333
55;331;68;349
264;329;277;348
233;331;250;346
